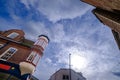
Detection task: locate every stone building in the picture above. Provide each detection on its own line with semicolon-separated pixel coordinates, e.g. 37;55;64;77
49;68;86;80
0;29;49;80
81;0;120;49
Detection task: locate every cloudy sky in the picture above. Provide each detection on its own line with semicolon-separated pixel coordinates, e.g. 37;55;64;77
0;0;120;80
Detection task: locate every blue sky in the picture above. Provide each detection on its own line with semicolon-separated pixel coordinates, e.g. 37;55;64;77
0;0;120;80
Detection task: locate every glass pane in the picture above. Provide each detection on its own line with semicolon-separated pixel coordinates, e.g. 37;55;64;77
7;32;19;39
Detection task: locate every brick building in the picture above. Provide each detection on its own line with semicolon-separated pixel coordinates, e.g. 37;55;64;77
81;0;120;49
81;0;120;13
0;29;49;80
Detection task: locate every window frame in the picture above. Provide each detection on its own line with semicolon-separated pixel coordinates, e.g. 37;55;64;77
7;32;19;39
62;75;69;80
27;51;41;65
0;47;17;61
34;39;48;49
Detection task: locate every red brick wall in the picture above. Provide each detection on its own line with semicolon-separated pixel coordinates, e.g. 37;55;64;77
0;39;31;64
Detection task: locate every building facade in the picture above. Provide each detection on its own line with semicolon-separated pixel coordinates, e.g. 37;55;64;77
0;29;49;80
93;8;120;49
49;68;86;80
81;0;120;49
81;0;120;13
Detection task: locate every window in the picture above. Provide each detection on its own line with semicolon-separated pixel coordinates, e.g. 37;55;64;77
0;47;17;61
42;41;47;48
27;51;40;65
7;32;19;39
0;44;3;48
33;53;40;65
63;75;69;80
27;51;36;62
34;39;47;49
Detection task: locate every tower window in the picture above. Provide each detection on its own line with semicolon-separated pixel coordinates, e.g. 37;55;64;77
27;51;40;65
27;51;36;62
35;39;48;49
63;75;69;80
0;47;17;61
7;32;19;39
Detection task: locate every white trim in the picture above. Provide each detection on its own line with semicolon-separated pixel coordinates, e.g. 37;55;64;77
0;47;17;61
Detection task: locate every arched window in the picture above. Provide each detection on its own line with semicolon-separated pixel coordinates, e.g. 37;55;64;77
7;32;19;39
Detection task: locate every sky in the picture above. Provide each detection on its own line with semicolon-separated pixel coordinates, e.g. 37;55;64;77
0;0;120;80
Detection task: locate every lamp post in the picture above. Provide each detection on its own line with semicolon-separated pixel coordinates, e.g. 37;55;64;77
69;53;71;80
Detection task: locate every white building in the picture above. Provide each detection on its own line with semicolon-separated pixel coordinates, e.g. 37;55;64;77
49;68;86;80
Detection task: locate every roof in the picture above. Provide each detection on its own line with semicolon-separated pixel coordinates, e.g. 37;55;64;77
49;68;86;79
21;39;34;47
0;29;34;48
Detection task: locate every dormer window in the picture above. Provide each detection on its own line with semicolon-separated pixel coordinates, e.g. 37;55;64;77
7;32;19;39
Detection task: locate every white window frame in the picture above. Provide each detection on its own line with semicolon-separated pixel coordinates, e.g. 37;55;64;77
34;39;47;49
27;51;40;65
27;51;36;62
0;47;17;61
33;53;40;65
42;41;47;49
7;32;19;39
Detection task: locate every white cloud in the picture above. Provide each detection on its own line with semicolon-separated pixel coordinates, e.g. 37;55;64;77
50;23;65;42
20;0;93;22
45;58;52;64
1;1;120;80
